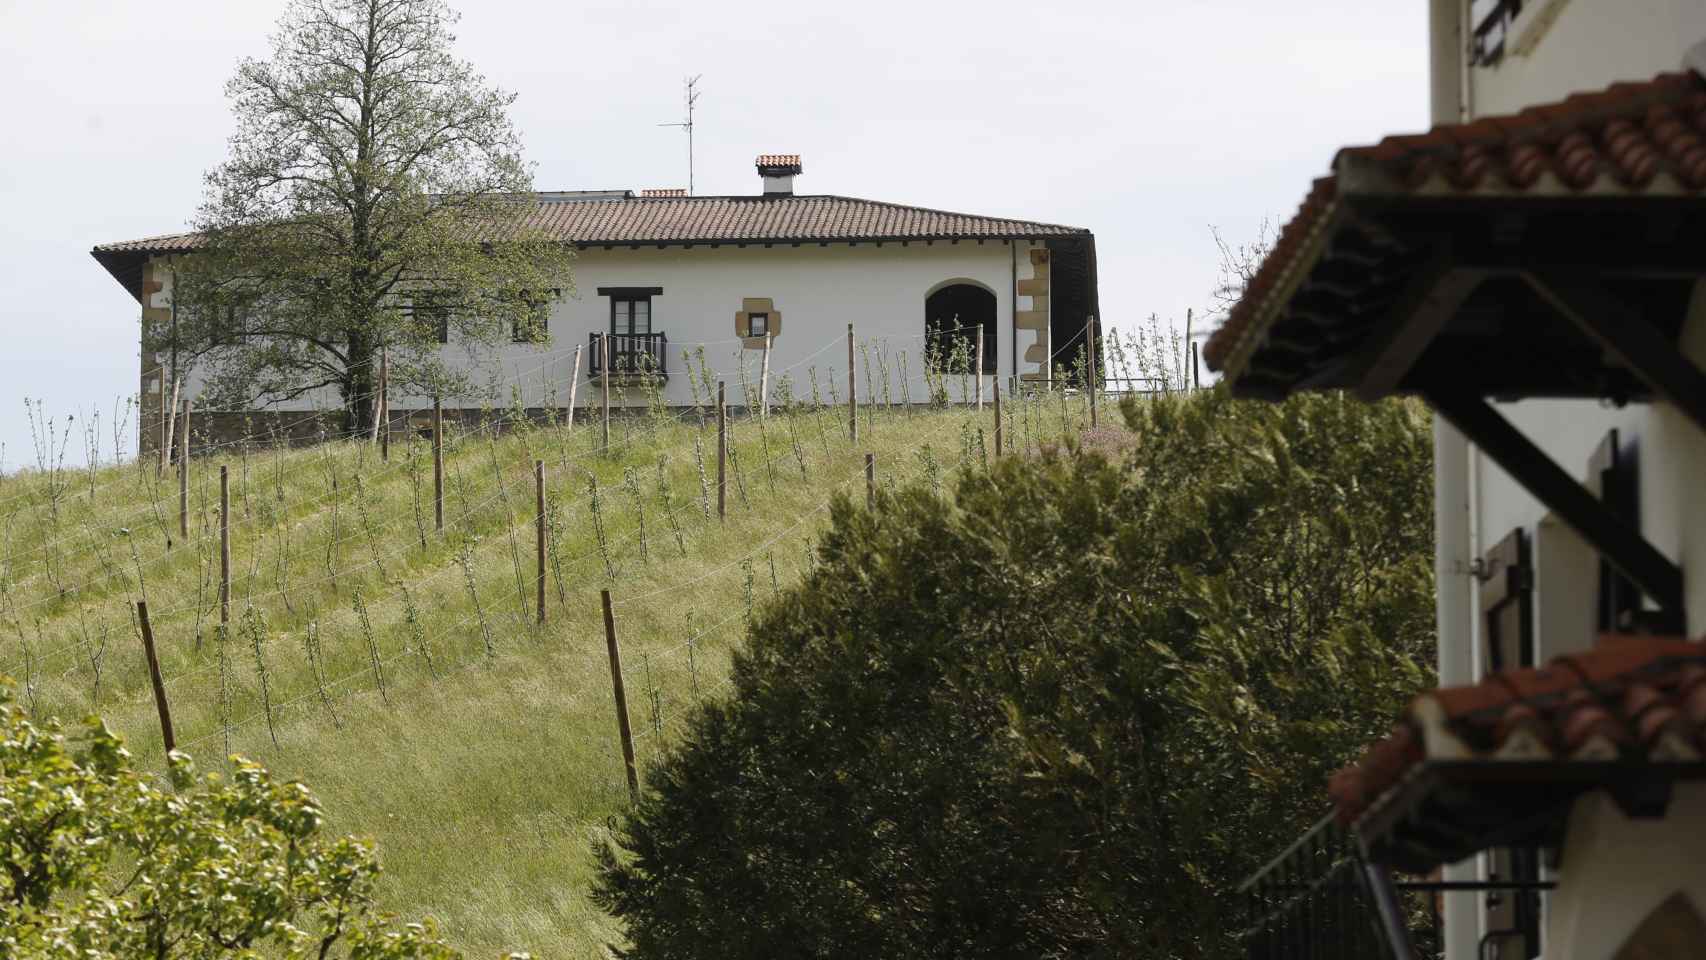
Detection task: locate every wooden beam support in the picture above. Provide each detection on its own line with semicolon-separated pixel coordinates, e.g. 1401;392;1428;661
1524;271;1706;435
1426;390;1684;615
1348;256;1482;402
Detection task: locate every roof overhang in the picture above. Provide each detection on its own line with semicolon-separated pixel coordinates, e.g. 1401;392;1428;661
1207;71;1706;408
1332;635;1706;873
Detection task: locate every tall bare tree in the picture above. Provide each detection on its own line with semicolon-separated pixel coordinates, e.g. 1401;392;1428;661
175;0;573;430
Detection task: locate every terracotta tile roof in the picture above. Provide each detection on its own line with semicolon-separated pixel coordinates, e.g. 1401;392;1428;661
639;188;687;197
1206;69;1706;378
756;153;801;169
91;231;205;255
93;195;1083;257
1330;634;1706;828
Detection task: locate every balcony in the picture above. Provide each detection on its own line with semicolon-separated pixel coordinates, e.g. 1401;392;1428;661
1241;815;1555;960
590;332;668;379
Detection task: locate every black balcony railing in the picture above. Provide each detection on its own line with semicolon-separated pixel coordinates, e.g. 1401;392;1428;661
1241;815;1414;960
1240;815;1553;960
590;332;668;378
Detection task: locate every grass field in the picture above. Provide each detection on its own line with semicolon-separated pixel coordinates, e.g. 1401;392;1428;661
0;379;1103;957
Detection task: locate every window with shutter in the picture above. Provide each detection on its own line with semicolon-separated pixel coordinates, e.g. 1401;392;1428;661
1586;430;1640;633
1479;526;1541;960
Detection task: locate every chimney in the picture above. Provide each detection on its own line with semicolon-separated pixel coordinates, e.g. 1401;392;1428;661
756;154;802;196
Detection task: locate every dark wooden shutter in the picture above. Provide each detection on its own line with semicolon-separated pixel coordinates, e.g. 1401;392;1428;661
1479;527;1541;960
1480;527;1533;673
1587;430;1642;633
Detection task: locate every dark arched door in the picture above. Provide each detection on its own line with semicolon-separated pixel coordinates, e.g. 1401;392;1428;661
925;282;997;373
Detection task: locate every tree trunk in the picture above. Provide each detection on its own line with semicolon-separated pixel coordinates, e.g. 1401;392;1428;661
345;332;377;438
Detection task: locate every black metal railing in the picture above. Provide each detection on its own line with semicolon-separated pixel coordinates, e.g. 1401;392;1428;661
1240;814;1450;960
1241;816;1554;960
590;332;668;377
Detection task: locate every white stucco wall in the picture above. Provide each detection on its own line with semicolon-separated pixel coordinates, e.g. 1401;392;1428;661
160;239;1045;415
1466;0;1706;118
1544;784;1706;960
1428;4;1706;957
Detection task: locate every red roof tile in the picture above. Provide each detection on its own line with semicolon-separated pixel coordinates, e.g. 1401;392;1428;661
639;188;687;197
93;194;1082;256
756;154;802;169
1331;634;1706;828
1206;70;1706;378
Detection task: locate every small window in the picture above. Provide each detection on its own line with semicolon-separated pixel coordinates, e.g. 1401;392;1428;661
1469;0;1522;66
512;290;554;343
748;313;769;338
410;291;452;344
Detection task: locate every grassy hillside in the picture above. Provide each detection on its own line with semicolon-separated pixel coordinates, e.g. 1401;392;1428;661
0;381;1100;957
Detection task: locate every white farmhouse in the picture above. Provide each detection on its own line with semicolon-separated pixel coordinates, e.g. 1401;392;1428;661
1211;3;1706;959
92;155;1096;450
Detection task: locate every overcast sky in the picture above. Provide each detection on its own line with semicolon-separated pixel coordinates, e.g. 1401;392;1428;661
0;0;1428;470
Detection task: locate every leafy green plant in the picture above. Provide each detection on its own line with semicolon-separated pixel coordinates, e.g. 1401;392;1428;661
0;684;474;958
352;587;387;705
242;603;280;747
302;617;341;728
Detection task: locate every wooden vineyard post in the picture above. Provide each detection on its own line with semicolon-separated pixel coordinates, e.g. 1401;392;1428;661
567;342;583;429
163;376;180;470
136;600;175;756
219;465;231;626
847;323;857;443
432;399;444;532
976;327;985;410
865;453;876;508
1086;316;1099;429
993;376;1003;456
379;346;390;462
157;369;169;479
601;333;612;453
178;396;191;540
535;459;546;625
716;381;727;521
601;589;640;801
759;332;772;419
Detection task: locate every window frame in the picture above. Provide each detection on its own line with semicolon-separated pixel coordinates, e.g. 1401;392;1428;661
409;290;453;344
511;289;557;344
597;286;664;338
748;312;769;338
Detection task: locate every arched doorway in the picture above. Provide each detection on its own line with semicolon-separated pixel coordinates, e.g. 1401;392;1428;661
924;281;997;374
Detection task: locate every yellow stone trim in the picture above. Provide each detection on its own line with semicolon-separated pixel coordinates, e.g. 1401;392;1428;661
736;297;781;346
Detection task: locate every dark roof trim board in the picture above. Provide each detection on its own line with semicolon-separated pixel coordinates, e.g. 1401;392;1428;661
92;194;1089;302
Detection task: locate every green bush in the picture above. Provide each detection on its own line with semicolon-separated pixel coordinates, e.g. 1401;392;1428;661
0;689;487;959
593;388;1436;959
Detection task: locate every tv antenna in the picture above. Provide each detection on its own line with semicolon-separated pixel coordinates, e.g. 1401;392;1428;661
658;75;702;195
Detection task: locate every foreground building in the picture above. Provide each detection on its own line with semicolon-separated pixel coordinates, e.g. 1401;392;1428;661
1209;3;1706;958
92;156;1097;450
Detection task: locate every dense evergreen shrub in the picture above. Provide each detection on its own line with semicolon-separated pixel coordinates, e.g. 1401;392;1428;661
595;389;1436;959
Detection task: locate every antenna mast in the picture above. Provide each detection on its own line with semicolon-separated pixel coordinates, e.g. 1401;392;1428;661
657;75;702;195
